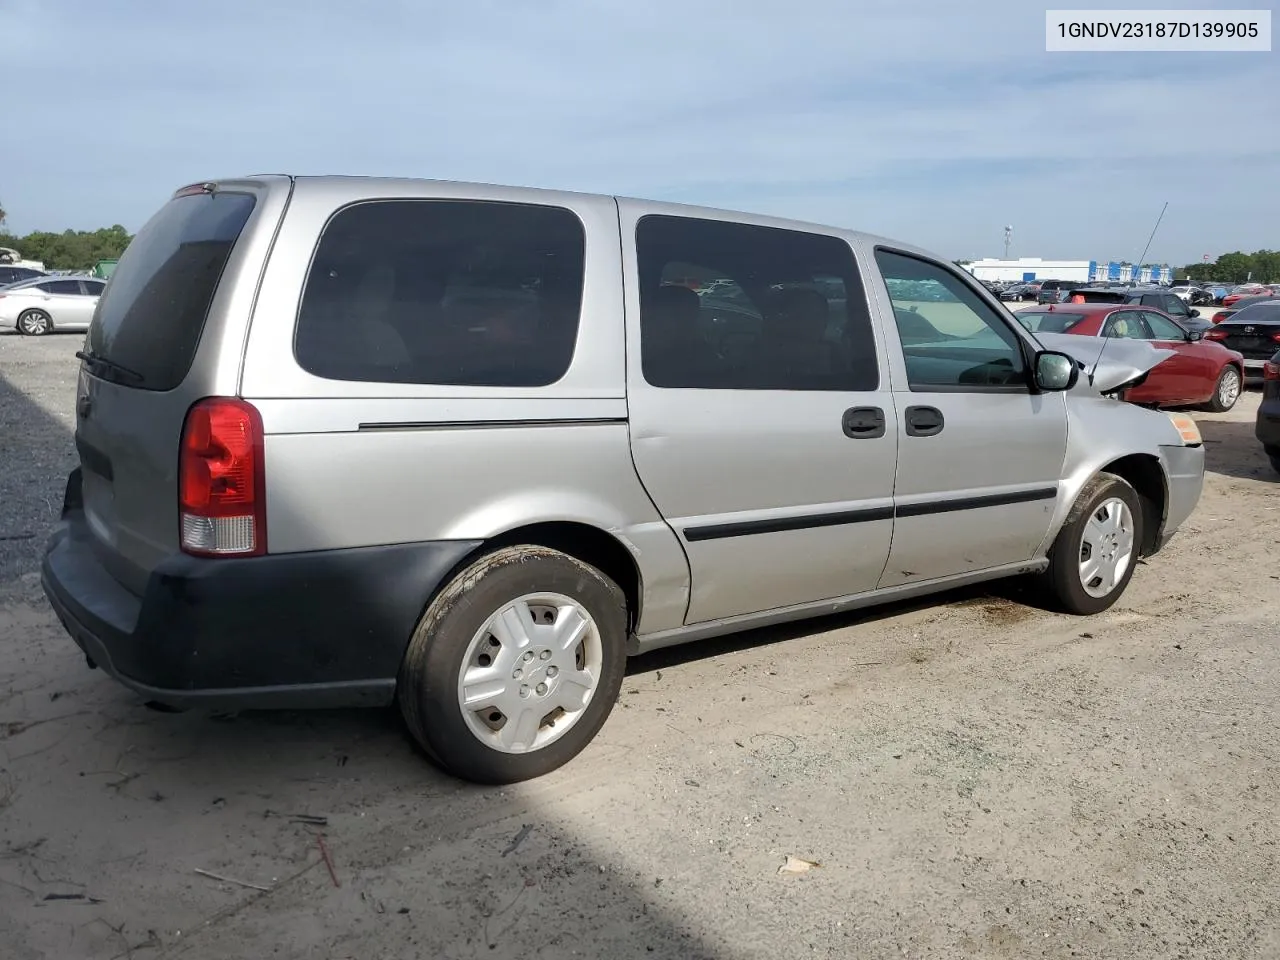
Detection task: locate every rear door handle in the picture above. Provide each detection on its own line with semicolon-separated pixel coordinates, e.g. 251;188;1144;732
842;406;886;439
904;405;945;437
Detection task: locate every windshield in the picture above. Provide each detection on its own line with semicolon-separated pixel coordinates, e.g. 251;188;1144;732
86;190;257;390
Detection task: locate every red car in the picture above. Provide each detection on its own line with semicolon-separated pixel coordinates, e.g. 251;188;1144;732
1016;303;1245;412
1222;286;1270;307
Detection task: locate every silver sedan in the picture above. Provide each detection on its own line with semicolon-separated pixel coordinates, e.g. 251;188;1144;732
0;276;107;335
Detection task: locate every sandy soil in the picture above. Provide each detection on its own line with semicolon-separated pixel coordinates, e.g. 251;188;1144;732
2;333;1277;960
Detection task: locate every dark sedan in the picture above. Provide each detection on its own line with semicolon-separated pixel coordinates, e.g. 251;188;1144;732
999;283;1038;302
1210;292;1278;324
1205;300;1280;382
1036;280;1086;304
1257;349;1280;475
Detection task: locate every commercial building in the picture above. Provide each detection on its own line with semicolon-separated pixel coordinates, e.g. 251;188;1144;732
965;257;1172;285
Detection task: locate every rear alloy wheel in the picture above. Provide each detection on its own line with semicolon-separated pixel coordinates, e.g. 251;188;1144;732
397;545;628;784
1204;366;1241;412
16;309;52;336
1042;472;1144;615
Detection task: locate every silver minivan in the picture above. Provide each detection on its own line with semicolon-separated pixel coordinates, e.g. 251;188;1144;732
42;176;1205;783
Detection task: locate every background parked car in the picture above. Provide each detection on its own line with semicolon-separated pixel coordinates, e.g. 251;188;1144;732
1205;300;1280;381
0;266;46;286
1037;280;1086;304
1068;285;1212;333
1015;303;1244;411
1222;284;1268;307
1170;282;1214;306
1256;349;1280;475
1210;292;1278;324
0;276;107;335
1000;283;1038;302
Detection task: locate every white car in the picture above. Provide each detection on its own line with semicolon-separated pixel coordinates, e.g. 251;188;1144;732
0;276;106;335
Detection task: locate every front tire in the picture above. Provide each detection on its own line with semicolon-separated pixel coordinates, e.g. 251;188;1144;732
16;309;52;336
1042;473;1144;615
1204;366;1241;412
397;545;628;784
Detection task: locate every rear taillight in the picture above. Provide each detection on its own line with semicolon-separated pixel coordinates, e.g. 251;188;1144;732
1264;360;1280;381
1205;329;1228;341
1272;332;1280;344
179;397;265;557
1212;311;1230;323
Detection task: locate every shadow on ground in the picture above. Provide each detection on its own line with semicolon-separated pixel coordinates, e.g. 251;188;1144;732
1197;400;1277;483
0;345;728;960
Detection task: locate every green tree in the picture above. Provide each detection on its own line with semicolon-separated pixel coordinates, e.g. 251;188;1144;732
1212;252;1253;283
1251;250;1280;283
8;225;132;270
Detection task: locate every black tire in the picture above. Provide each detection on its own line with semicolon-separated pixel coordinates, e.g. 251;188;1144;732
1203;365;1241;412
16;309;51;336
1041;472;1144;615
1270;456;1280;476
397;545;628;784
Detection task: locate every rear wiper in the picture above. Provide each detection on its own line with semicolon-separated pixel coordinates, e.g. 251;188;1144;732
75;350;145;384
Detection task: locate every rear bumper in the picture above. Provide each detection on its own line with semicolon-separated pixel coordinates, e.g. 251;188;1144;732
1154;443;1205;551
41;488;481;710
1257;393;1280;449
1241;357;1272;381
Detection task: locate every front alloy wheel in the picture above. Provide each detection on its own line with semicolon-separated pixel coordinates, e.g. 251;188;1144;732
17;310;51;336
1205;366;1241;412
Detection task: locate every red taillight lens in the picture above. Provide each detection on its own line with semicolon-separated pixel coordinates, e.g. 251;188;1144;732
1264;361;1280;381
1205;329;1228;341
1212;312;1230;323
179;397;265;557
1272;332;1280;344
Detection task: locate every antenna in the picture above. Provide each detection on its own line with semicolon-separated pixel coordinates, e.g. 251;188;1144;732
1003;225;1013;259
1135;202;1168;274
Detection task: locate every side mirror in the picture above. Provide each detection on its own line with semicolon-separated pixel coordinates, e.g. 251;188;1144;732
1034;350;1079;391
1187;329;1204;342
1189;308;1201;317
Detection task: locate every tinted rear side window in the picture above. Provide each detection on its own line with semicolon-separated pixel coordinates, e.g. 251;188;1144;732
87;191;256;390
294;200;586;387
634;215;878;391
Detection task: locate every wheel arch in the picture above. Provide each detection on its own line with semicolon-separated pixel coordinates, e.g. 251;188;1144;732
422;522;644;638
1096;453;1167;557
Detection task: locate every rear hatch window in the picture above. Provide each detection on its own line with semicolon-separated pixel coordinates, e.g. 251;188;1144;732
85;190;257;390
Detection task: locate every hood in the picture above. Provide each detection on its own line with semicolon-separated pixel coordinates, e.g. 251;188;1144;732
1033;332;1176;394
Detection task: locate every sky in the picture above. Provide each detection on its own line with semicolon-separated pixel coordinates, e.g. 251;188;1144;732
0;0;1276;265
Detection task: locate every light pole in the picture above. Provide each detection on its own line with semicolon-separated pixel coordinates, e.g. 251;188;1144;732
1003;225;1013;260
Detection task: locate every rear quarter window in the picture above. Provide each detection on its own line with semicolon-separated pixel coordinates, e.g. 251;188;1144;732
294;200;586;387
87;191;257;390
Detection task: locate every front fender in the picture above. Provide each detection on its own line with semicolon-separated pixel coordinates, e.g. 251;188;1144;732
1035;395;1198;557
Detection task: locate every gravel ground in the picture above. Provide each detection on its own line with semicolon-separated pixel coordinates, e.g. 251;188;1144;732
1;331;1278;960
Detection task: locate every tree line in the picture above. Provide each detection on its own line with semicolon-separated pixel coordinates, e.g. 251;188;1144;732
1178;250;1280;285
0;200;134;270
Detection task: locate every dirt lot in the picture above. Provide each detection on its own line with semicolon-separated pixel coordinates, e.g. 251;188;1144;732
2;332;1277;960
